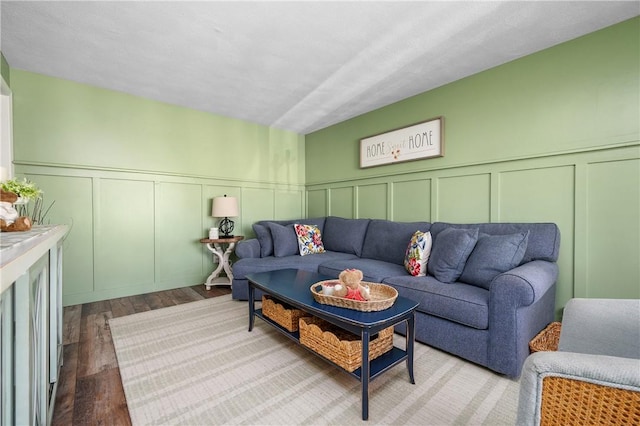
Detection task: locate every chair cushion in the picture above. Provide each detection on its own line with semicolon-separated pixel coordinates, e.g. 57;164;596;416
427;227;479;283
459;231;529;289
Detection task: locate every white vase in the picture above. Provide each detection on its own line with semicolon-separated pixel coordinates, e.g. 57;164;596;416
13;197;29;205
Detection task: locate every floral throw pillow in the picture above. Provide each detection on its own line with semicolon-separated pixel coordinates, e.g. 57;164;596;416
404;231;432;276
294;224;326;256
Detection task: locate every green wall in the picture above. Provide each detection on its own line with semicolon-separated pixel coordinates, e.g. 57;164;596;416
306;17;640;317
10;70;306;305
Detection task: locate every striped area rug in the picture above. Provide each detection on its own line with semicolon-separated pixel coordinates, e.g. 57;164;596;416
109;295;519;425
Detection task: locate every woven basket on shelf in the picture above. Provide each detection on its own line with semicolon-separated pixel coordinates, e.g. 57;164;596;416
261;295;306;332
298;316;394;372
310;281;398;312
529;322;562;353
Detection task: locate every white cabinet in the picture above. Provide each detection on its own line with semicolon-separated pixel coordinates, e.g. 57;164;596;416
1;225;68;425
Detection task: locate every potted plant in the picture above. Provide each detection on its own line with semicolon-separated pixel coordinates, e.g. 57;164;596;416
0;178;54;225
0;177;42;203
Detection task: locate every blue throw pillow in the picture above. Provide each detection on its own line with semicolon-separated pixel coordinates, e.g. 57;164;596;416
252;223;273;257
427;227;479;283
266;222;299;257
459;231;530;289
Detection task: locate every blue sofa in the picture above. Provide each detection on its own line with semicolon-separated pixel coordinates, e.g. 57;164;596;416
232;216;560;377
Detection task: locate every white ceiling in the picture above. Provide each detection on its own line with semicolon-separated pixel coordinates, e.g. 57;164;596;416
1;1;638;134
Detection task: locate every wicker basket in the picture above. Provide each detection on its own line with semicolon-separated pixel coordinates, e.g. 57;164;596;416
310;281;398;312
298;316;394;372
530;322;562;353
540;376;640;425
261;295;306;332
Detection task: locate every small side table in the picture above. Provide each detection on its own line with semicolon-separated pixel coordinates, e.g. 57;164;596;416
199;236;244;290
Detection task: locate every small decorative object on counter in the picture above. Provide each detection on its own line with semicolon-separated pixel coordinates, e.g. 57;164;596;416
0;188;32;232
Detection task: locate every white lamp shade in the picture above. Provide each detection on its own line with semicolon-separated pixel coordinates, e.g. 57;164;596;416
212;196;239;218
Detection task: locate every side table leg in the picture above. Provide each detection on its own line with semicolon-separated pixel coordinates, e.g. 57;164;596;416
204;243;224;290
361;329;370;421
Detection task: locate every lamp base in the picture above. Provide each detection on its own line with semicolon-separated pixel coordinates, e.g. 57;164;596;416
219;217;235;238
219;234;234;239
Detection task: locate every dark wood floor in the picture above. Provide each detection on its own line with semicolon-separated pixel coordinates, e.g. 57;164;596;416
51;284;232;426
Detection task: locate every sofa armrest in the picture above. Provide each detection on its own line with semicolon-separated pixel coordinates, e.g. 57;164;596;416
490;260;558;308
235;238;261;259
517;351;640;425
487;260;559;376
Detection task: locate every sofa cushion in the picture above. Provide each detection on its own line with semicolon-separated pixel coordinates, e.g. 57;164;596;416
252;223;273;257
383;275;490;330
427;227;479;283
232;251;358;279
322;217;371;256
361;219;431;265
255;217;326;258
459;231;530;289
318;258;408;283
266;222;299;257
294;223;325;256
404;230;432;277
430;222;560;263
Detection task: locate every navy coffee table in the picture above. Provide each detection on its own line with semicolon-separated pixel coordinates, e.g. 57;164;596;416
247;268;418;421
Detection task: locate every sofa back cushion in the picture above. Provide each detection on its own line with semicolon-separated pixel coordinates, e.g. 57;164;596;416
430;222;560;263
256;217;326;257
459;231;530;289
427;227;479;283
322;217;371;256
266;222;298;257
361;219;431;265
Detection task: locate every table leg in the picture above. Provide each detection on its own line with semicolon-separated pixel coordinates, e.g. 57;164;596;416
361;329;370;421
407;314;416;384
248;284;255;332
219;242;236;280
204;243;225;290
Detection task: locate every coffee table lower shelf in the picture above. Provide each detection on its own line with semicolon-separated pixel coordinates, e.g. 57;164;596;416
254;309;409;381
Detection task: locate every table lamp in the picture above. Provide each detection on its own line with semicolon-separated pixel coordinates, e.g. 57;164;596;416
212;195;239;238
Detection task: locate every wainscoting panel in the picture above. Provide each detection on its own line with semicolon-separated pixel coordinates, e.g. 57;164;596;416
585;158;640;298
497;165;575;316
94;178;155;291
155;182;204;287
436;173;490;223
239;187;273;235
275;190;304;220
330;187;354;219
357;183;387;219
25;174;94;296
392;178;431;222
307;189;327;218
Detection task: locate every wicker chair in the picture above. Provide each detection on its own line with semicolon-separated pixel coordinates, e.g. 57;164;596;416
517;298;640;425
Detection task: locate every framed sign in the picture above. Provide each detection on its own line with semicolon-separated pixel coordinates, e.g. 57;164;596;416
360;116;444;168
